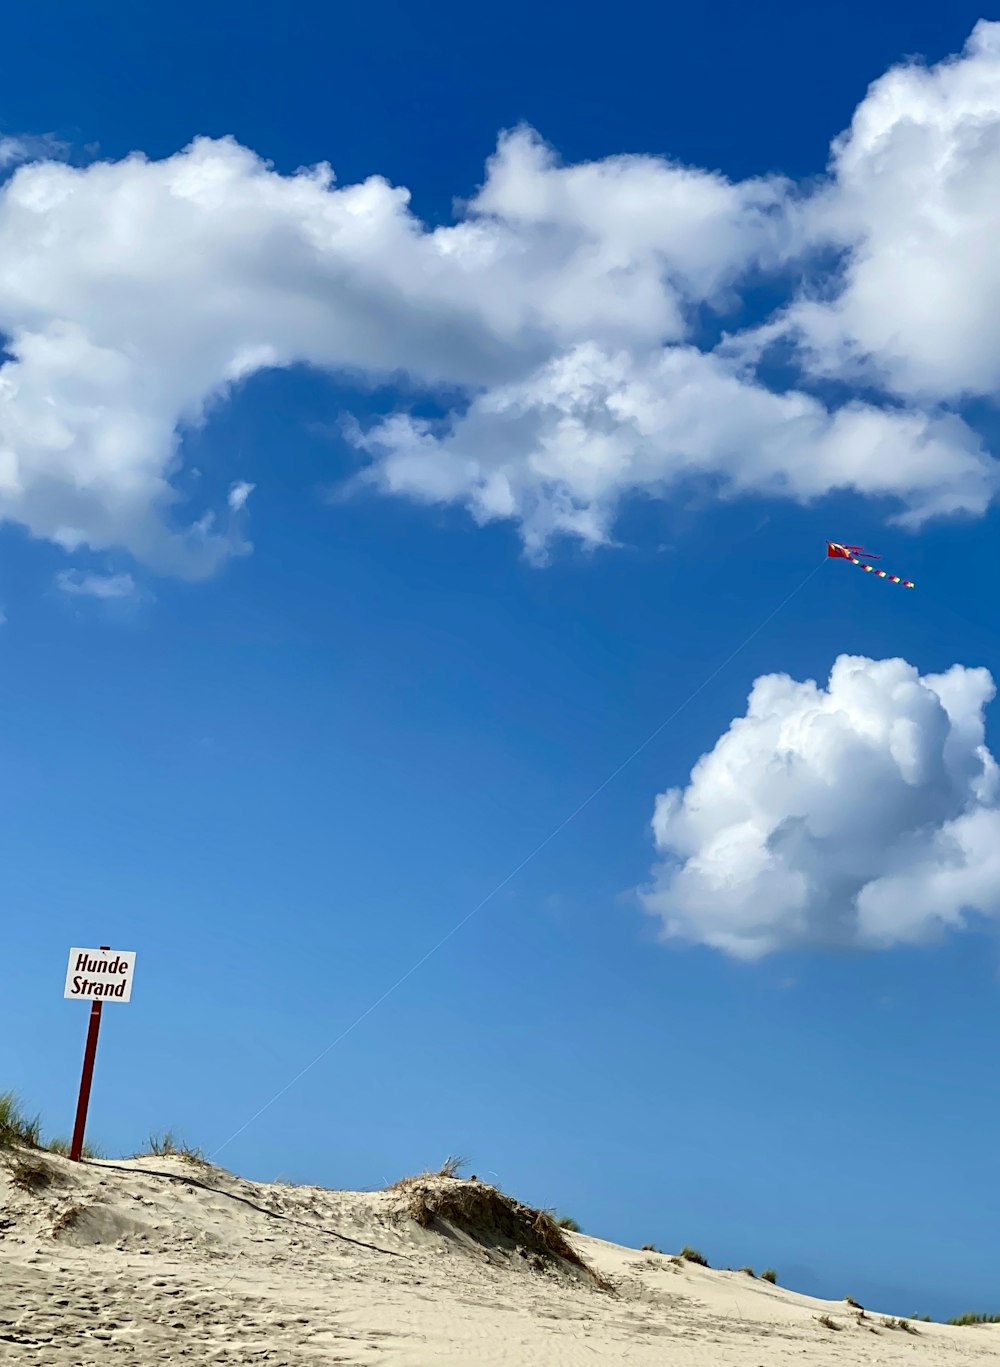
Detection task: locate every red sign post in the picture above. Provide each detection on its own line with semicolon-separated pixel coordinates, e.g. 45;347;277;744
64;945;137;1162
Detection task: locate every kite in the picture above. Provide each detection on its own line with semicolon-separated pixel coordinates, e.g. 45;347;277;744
827;542;914;588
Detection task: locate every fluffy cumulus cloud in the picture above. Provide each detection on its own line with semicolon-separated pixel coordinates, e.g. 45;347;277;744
0;23;999;573
360;343;992;554
0;128;791;572
770;20;1000;401
640;655;1000;959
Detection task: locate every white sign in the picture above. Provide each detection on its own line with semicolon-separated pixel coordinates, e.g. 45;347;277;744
65;948;136;1003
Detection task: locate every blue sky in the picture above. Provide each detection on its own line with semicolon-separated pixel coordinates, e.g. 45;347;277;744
4;0;1000;1323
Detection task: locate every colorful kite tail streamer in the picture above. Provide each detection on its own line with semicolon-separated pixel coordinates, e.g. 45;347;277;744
850;557;914;588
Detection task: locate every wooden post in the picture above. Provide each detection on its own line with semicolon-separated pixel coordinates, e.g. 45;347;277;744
69;945;108;1161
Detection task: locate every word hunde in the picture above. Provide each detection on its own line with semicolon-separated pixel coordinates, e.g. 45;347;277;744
68;952;131;999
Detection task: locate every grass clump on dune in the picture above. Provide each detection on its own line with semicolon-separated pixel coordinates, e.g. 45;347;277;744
0;1094;61;1194
0;1093;107;1159
947;1312;1000;1326
8;1154;60;1191
393;1171;610;1289
0;1091;41;1149
679;1246;709;1267
137;1130;208;1165
436;1154;468;1179
388;1155;469;1188
45;1136;104;1159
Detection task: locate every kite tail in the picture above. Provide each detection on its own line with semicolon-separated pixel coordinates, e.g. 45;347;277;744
849;556;914;589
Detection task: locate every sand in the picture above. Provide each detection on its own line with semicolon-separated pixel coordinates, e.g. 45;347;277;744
2;1149;998;1365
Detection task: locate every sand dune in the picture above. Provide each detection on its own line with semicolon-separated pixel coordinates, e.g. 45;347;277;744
1;1149;998;1365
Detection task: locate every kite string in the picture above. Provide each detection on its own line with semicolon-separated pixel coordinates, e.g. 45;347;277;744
209;558;823;1160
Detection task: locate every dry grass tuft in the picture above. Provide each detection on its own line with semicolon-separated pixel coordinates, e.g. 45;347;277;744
52;1204;84;1235
7;1154;60;1192
389;1155;470;1189
138;1130;208;1165
396;1177;611;1290
436;1154;468;1179
46;1136;104;1159
0;1092;41;1149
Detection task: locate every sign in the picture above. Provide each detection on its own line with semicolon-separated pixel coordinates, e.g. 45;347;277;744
64;944;137;1162
64;947;136;1003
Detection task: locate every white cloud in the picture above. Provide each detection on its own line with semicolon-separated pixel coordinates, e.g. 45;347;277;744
0;23;998;571
0;134;67;171
56;569;138;599
640;654;1000;959
358;342;995;557
0;129;790;571
763;20;1000;401
227;480;255;512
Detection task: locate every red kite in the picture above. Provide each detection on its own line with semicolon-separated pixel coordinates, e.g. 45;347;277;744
827;543;914;588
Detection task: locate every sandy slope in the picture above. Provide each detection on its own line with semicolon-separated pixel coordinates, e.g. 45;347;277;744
1;1151;997;1366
